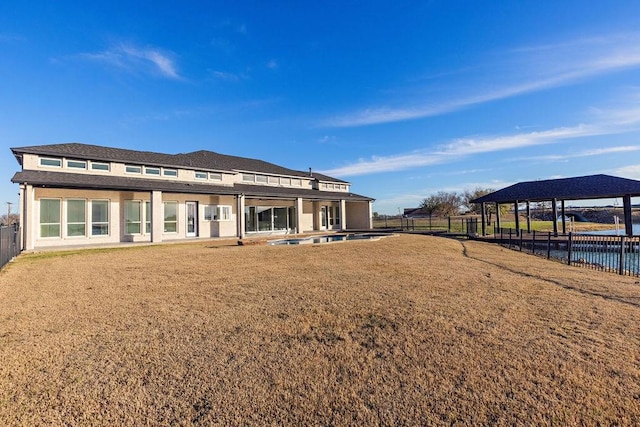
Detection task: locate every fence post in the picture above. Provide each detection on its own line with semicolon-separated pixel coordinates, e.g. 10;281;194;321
519;230;523;251
547;231;551;259
508;229;512;249
567;232;572;266
531;230;536;254
447;216;451;232
619;236;626;276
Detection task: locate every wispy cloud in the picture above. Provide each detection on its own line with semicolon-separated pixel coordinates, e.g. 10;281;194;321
613;164;640;180
320;123;609;177
266;59;278;70
520;146;640;162
322;34;640;128
211;70;247;82
79;43;181;79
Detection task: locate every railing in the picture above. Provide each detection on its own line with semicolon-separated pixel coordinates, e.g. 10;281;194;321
487;228;640;277
372;216;480;234
0;224;21;270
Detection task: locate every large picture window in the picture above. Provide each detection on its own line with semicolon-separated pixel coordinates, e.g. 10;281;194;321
125;200;142;234
164;201;178;233
40;199;61;238
91;200;109;236
67;199;86;237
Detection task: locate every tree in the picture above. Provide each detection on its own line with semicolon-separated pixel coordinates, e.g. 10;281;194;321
463;187;509;225
419;191;463;217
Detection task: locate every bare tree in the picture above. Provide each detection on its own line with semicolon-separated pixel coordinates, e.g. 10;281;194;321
419;191;463;217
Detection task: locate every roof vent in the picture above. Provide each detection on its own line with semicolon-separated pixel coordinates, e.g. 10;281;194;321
309;167;313;177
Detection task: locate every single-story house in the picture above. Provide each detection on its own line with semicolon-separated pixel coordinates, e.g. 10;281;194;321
10;143;374;250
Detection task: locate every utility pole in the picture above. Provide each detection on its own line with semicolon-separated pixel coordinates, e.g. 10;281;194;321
6;202;12;225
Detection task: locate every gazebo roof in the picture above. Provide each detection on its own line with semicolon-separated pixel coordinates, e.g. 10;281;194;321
471;174;640;204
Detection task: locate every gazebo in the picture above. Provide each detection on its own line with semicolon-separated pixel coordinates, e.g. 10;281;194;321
470;174;640;236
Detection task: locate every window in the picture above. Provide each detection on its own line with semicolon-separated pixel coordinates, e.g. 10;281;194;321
67;160;87;169
204;205;231;221
164;201;178;232
280;177;291;186
67;199;86;237
145;167;161;176
292;179;301;187
91;162;110;171
40;199;61;238
209;172;222;181
125;200;141;234
195;171;208;180
242;174;255;182
125;165;142;174
268;176;279;185
40;158;62;168
91;200;109;236
256;175;268;184
145;201;151;234
163;169;178;177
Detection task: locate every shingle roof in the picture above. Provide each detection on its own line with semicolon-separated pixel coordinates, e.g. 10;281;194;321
471;174;640;204
10;142;348;183
11;170;373;201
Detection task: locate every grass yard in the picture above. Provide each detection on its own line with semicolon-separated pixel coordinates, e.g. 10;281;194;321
1;234;639;425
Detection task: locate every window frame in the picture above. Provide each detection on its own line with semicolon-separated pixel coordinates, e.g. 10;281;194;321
163;201;178;233
125;200;142;234
195;171;208;180
91;162;110;172
39;198;62;238
163;169;178;177
66;159;87;170
204;205;232;221
145;166;161;176
125;165;142;174
39;157;62;168
91;200;109;236
66;199;87;237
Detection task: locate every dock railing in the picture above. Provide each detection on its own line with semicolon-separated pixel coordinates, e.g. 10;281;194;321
486;227;640;277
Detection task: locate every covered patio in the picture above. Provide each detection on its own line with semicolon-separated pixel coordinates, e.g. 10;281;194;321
470;174;640;236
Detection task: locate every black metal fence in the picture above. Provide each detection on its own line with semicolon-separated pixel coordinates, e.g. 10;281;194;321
0;224;21;270
489;228;640;277
372;216;480;234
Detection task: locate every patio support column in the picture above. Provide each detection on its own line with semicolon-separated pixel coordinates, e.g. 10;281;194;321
367;200;373;229
295;197;304;234
480;202;486;236
150;190;163;243
495;202;501;233
526;201;531;233
237;194;245;238
339;199;347;231
623;194;633;236
20;184;34;251
514;200;520;236
552;198;558;237
561;200;566;234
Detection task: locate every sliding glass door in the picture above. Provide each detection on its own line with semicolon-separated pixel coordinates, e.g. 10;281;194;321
245;206;295;233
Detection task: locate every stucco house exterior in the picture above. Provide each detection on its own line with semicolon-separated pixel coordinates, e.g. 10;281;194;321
10;143;374;250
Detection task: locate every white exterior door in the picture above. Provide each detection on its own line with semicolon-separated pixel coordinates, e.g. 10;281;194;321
186;201;198;237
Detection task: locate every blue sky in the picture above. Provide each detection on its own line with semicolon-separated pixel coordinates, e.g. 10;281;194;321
2;1;640;215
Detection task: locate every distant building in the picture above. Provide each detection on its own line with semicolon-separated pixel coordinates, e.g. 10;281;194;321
403;208;428;218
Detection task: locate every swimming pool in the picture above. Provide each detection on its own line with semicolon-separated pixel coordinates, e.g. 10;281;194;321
267;233;389;245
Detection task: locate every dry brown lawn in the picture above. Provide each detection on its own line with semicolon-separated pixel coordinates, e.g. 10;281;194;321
1;234;639;425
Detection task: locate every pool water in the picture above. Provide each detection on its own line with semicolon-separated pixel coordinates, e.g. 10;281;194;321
268;233;388;245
